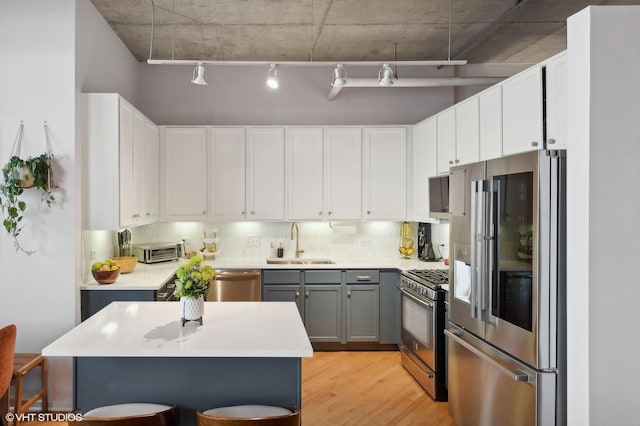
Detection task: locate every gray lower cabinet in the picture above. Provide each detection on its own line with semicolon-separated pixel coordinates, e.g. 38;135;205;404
346;284;379;342
81;289;157;321
263;269;398;345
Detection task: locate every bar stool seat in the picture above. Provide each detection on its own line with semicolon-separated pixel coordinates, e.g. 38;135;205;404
197;405;300;426
81;403;176;426
11;353;47;425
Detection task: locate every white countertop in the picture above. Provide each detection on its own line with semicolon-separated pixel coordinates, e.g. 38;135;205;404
42;301;313;358
82;256;447;291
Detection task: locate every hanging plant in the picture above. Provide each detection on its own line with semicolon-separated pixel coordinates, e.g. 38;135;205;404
0;122;57;254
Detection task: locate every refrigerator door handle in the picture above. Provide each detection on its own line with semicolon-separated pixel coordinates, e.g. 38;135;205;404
486;179;498;323
444;329;532;383
470;180;482;319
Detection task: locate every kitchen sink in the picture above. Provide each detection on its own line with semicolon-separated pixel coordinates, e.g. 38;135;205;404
266;258;335;265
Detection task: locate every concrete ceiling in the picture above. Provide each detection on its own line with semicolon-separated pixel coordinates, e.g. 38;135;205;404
90;0;640;65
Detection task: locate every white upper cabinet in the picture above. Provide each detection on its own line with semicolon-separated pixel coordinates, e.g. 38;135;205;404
544;51;568;150
455;96;480;166
410;117;437;222
324;128;362;221
246;128;285;220
479;84;503;161
209;128;246;221
287;128;324;220
143;120;160;222
502;64;544;156
436;108;456;175
163;127;208;221
363;128;407;220
83;93;159;230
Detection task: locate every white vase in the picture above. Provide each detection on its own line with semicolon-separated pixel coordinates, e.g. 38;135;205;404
180;296;204;324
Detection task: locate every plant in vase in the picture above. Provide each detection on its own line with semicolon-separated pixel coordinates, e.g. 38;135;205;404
174;255;215;326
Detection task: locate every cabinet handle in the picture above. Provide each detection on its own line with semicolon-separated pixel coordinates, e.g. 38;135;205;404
295;291;300;298
251;211;255;215
305;291;310;298
455;159;460;163
347;290;351;298
146;212;150;216
531;141;539;147
319;211;323;215
328;211;332;216
356;275;371;281
242;211;245;215
202;211;206;215
367;211;371;215
449;160;454;165
547;138;556;145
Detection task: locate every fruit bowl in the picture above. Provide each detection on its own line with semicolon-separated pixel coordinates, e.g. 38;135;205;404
111;256;138;274
92;268;121;284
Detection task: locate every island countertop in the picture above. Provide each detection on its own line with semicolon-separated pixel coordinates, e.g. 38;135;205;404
43;301;313;358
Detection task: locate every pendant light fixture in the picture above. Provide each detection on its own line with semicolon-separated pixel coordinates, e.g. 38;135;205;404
378;63;394;86
191;63;208;85
266;64;279;89
331;64;347;87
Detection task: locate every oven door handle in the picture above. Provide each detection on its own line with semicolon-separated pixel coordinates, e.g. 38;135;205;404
400;287;434;309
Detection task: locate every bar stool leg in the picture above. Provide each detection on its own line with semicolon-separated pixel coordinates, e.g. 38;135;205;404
12;376;21;426
41;358;48;412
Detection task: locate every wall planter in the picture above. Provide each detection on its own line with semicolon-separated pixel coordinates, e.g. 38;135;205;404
0;122;57;254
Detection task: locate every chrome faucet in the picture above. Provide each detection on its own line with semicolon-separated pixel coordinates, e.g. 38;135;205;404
290;222;304;258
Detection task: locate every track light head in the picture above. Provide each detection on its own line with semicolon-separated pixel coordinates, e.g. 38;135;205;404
378;63;394;86
331;64;347;88
266;64;279;89
191;63;208;85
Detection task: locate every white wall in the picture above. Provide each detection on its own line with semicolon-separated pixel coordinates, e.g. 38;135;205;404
567;6;640;425
137;64;456;126
0;0;78;409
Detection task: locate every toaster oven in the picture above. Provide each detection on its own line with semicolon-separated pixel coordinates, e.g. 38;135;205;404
132;242;182;264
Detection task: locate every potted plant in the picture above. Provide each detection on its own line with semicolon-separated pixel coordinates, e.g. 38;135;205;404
0;153;55;254
174;255;215;326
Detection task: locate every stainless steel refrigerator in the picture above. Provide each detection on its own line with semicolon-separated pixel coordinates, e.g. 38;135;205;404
445;150;566;426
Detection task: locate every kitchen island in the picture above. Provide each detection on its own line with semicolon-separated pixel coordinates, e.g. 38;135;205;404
42;301;313;426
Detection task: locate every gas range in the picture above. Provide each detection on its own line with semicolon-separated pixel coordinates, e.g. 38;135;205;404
402;269;448;290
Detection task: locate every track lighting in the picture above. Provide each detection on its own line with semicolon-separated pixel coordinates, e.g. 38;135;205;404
266;64;279;89
331;64;347;88
378;64;394;86
191;63;208;85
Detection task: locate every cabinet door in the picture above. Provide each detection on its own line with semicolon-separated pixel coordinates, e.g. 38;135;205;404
455;96;480;166
479;85;503;161
262;285;303;318
246;128;285;220
118;100;135;227
545;52;567;150
379;271;401;344
502;65;543;156
410;117;438;222
287;128;324;220
132;112;146;224
324;128;362;220
436;108;456;175
304;285;342;342
143;120;160;223
163;127;208;220
209;128;246;220
346;284;380;342
363;128;406;220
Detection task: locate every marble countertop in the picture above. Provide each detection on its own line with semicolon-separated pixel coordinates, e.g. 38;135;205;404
82;256;447;291
42;301;313;358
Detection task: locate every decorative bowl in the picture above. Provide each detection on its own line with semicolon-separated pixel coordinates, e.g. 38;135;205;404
92;268;121;284
111;256;138;274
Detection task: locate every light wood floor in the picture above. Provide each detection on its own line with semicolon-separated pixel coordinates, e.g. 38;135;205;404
20;351;455;426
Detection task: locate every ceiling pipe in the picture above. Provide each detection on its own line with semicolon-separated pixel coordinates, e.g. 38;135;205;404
327;77;505;101
146;59;467;67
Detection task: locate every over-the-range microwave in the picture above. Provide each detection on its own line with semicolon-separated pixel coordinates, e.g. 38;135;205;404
428;175;449;219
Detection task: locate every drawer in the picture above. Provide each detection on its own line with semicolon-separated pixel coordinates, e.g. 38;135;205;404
304;270;341;284
346;270;379;284
262;270;301;284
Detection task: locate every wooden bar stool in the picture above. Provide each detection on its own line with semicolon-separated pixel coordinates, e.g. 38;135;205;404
10;353;47;425
76;403;177;426
197;405;300;426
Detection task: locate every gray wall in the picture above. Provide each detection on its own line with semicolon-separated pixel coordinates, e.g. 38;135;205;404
137;64;457;126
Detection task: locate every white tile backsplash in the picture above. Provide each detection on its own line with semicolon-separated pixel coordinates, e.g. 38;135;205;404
83;220;450;265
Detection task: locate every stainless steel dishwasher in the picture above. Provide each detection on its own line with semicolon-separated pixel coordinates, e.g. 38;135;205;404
207;269;262;301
